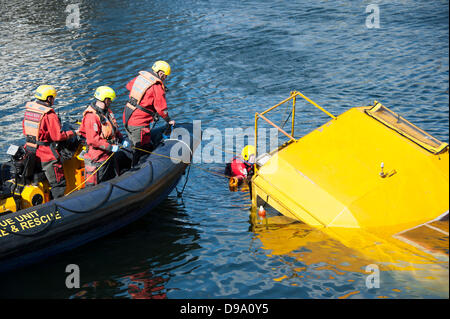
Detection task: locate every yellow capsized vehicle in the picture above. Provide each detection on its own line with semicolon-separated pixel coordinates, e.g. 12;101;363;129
251;91;448;258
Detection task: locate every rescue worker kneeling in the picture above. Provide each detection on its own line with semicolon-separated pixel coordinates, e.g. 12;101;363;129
22;85;76;199
79;86;130;186
225;145;256;188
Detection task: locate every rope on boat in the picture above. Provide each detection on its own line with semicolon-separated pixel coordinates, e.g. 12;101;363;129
133;146;232;180
133;145;193;198
176;164;191;198
66;152;116;196
57;183;114;213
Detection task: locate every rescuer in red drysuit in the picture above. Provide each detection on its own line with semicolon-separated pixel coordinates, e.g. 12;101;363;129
22;85;76;198
225;145;256;187
122;61;175;151
79;86;129;186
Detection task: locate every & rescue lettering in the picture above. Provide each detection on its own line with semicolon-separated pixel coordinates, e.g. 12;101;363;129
0;210;62;237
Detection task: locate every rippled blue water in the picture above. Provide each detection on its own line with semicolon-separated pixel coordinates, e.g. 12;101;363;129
0;0;448;298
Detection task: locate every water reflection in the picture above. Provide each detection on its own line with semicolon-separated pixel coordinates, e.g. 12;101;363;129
250;206;449;298
0;197;201;298
73;270;168;299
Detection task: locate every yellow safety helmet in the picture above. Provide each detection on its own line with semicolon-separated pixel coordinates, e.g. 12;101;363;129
152;60;171;76
241;145;256;161
35;85;57;101
94;86;116;102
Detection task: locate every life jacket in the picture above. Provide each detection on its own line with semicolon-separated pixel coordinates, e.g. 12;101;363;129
123;70;165;128
22;100;59;178
23;101;54;150
82;103;119;143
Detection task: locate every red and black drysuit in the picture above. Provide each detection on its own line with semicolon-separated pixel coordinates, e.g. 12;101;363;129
79;102;125;186
225;156;254;183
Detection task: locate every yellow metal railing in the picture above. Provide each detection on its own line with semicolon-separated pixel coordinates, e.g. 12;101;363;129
254;90;336;158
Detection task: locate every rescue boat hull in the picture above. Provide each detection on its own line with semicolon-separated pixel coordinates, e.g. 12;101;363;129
0;123;197;273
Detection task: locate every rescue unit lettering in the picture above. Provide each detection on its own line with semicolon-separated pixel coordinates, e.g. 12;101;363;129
0;211;62;237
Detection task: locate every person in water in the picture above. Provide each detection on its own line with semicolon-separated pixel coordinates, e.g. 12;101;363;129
22;85;76;198
122;60;176;153
226;145;256;187
79;86;130;186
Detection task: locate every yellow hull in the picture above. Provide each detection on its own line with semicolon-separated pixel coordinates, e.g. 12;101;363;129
252;104;448;233
251;94;448;269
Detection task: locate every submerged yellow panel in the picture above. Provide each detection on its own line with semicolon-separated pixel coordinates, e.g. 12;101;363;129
252;105;449;233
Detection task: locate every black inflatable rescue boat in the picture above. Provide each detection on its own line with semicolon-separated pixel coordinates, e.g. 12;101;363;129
0;123;198;273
